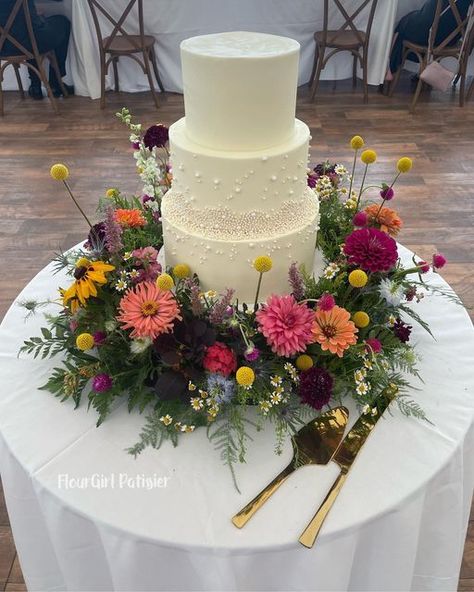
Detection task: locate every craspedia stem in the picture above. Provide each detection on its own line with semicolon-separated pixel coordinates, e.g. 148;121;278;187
63;180;94;229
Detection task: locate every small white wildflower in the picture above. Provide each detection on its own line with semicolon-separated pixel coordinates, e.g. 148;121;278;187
270;375;283;387
123;251;133;261
379;278;404;307
159;414;172;426
259;400;272;414
129;269;140;280
190;397;203;411
354;369;367;383
363;358;373;370
115;279;128;292
130;336;152;354
356;382;370;396
105;319;118;332
362;404;371;415
323;262;340;279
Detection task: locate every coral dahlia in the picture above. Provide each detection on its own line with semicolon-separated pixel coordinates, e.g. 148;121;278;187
256;294;314;357
364;204;403;237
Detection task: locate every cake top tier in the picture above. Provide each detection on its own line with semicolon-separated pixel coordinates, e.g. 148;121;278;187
180;32;300;152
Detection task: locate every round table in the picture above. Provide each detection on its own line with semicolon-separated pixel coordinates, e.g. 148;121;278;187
0;245;473;591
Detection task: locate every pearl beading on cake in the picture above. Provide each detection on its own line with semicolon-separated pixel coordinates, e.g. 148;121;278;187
162;187;319;241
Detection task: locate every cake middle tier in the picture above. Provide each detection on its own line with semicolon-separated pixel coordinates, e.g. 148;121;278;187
161;186;320;302
169;118;310;213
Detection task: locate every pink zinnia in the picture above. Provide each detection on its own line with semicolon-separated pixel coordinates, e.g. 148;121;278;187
256;294;314;357
117;281;181;340
343;227;398;273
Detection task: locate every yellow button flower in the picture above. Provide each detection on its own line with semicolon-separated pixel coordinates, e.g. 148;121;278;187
296;354;314;371
350;135;364;150
361;150;377;165
253;255;273;273
76;333;94;351
236;366;255;387
156;273;174;291
352;311;370;328
50;163;69;181
348;269;368;288
106;188;118;198
397;157;413;173
173;263;191;279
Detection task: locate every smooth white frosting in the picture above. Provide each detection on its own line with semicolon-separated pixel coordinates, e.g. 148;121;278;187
181;32;300;151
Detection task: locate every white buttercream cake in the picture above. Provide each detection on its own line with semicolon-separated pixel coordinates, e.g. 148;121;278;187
161;31;320;302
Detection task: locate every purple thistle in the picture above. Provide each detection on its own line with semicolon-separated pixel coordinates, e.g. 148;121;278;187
288;262;305;301
209;288;235;325
104;207;123;254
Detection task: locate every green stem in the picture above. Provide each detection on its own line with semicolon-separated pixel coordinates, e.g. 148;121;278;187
348;150;358;198
356;164;369;210
253;273;263;312
63;180;93;229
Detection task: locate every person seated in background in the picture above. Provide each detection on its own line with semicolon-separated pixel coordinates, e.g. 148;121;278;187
0;0;72;99
387;0;473;81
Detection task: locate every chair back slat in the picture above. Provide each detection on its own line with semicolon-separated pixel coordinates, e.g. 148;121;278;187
87;0;145;53
430;0;472;54
0;0;38;59
323;0;378;46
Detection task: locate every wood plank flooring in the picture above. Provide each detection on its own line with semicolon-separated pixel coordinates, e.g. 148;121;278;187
0;74;473;591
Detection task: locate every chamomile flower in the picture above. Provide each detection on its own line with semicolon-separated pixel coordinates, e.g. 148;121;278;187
356;382;370;396
160;415;173;426
270;375;283;387
259;400;272;414
115;279;128;292
354;369;367;383
188;381;197;391
323;263;340;280
190;397;204;411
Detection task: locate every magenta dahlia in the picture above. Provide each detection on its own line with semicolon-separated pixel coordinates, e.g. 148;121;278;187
343;227;398;273
256;294;314;357
298;366;333;410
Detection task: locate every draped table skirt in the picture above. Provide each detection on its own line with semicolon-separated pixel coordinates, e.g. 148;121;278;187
0;244;473;591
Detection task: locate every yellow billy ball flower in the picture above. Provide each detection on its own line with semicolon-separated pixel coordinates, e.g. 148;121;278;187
348;269;368;288
50;163;69;181
76;333;94;351
106;188;118;198
361;149;377;165
350;135;364;150
236;366;255;387
253;255;273;273
296;354;314;371
156;273;174;291
397;157;413;173
352;311;370;328
173;263;191;279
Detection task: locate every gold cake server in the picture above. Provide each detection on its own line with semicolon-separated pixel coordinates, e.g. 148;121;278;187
299;387;398;548
232;406;349;528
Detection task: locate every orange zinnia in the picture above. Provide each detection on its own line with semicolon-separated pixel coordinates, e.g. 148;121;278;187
114;208;146;228
117;281;181;340
312;305;358;358
364;204;402;237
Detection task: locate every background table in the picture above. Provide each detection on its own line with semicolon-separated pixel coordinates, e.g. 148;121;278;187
2;0;442;95
0;245;473;591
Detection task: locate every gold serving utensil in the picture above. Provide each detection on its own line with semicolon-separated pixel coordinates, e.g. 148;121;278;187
232;406;349;528
299;387;398;548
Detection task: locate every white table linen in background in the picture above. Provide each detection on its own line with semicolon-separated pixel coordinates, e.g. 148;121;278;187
0;244;473;591
69;0;398;98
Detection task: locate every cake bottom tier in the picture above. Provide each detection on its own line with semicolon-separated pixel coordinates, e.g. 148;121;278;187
161;192;322;302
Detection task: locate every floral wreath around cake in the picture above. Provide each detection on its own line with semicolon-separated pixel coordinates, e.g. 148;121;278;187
20;110;457;487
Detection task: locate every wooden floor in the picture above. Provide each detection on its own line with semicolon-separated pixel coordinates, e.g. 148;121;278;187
0;74;473;591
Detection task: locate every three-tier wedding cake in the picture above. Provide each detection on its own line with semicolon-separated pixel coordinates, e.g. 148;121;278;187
161;31;320;301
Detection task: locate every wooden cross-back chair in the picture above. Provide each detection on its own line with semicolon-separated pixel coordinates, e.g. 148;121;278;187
389;0;473;111
309;0;379;103
87;0;164;109
0;0;67;116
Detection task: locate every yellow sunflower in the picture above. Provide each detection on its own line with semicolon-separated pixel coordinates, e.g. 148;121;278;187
62;258;115;309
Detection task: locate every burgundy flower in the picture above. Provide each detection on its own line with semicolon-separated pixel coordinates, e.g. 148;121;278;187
93;331;106;345
392;319;412;343
343;227;398;273
84;222;107;251
352;211;368;227
92;373;113;393
307;172;317;188
380;185;395;201
417;260;430;274
298;366;333;410
132;141;140;150
143;124;169;150
365;338;382;354
432;253;447;269
405;286;417;302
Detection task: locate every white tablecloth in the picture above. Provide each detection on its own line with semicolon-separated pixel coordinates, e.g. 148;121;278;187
0;245;473;591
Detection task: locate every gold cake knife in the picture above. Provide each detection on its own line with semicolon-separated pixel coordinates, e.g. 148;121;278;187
299;386;398;548
232;406;349;528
